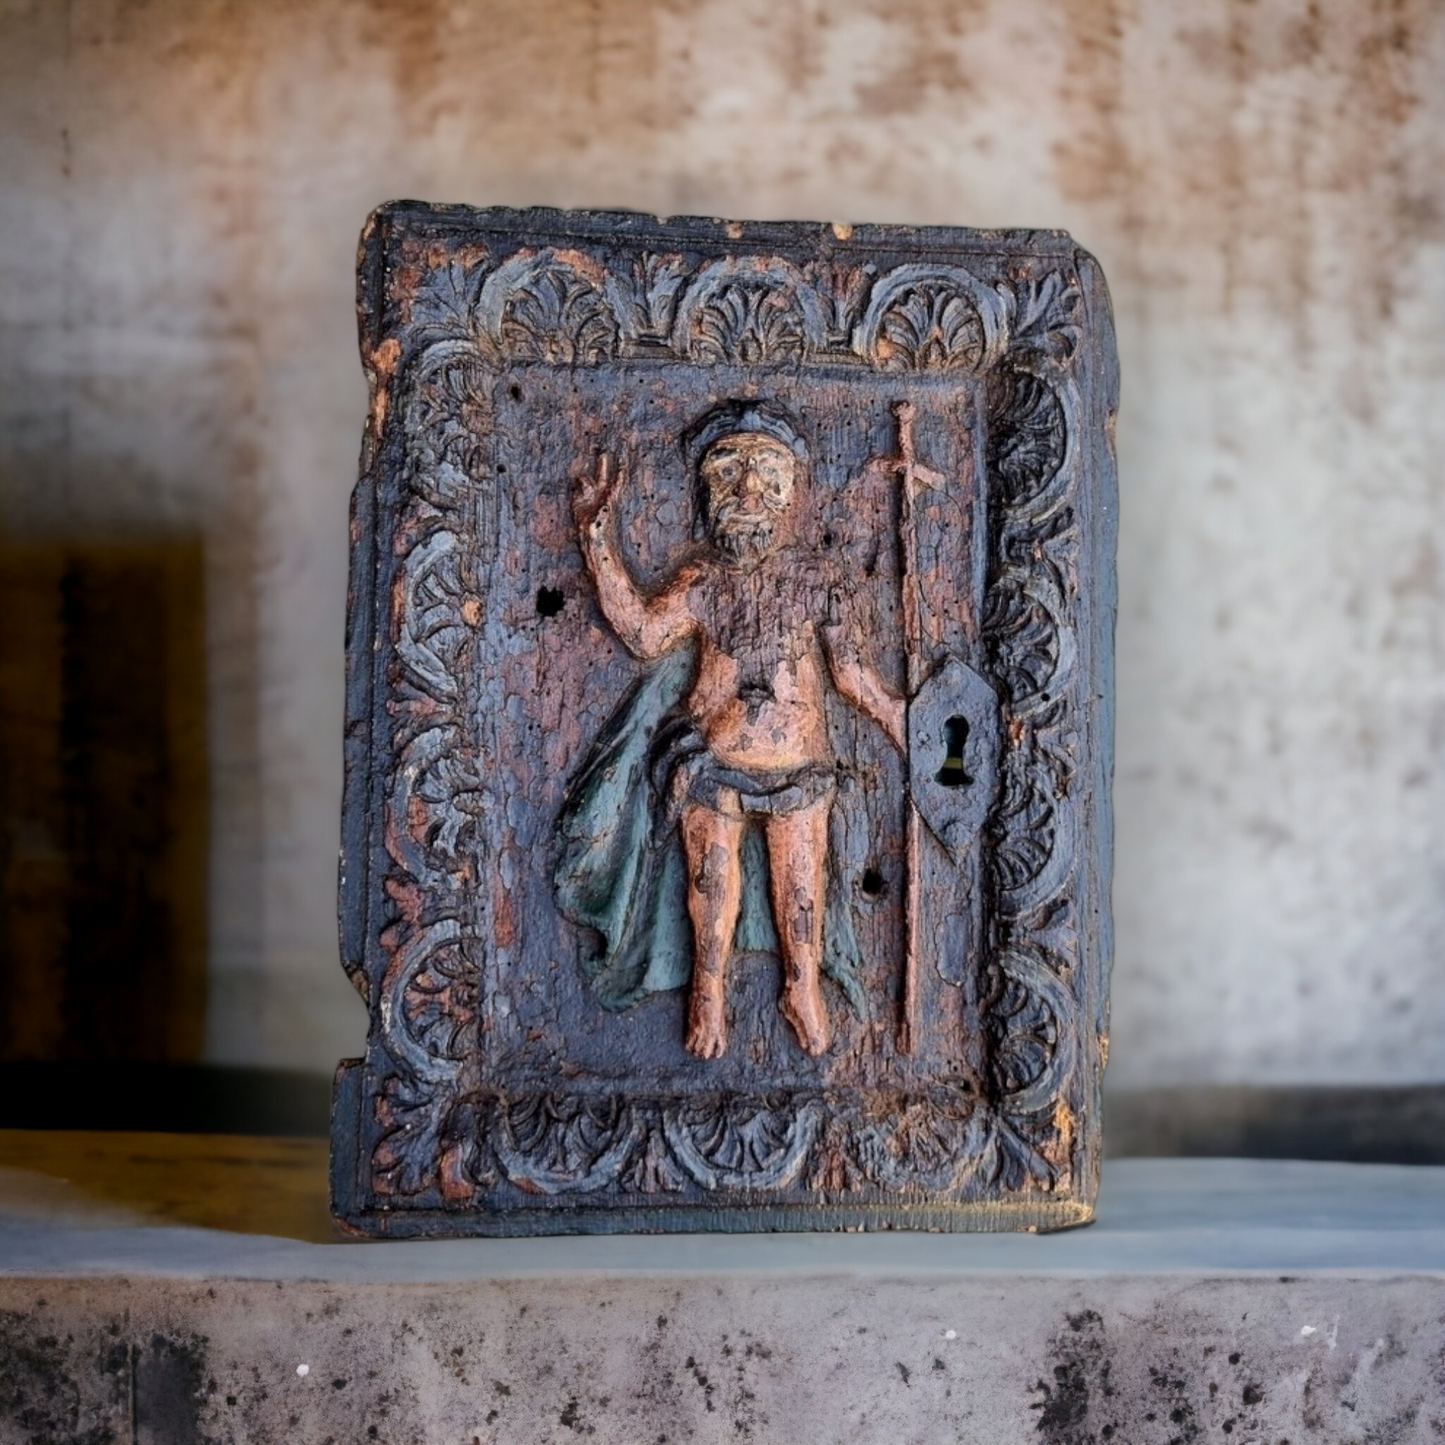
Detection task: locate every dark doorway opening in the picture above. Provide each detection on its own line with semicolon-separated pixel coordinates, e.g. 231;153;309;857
0;540;208;1064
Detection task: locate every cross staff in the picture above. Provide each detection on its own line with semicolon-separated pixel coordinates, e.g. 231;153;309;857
888;399;944;1056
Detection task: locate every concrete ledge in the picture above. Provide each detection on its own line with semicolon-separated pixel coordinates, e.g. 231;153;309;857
1;1159;1442;1442
1;1158;1443;1279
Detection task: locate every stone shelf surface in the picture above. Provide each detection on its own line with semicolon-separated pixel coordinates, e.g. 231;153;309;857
0;1138;1442;1443
0;1144;1442;1278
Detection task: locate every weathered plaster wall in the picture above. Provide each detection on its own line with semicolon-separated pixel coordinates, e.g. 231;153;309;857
1;0;1441;1084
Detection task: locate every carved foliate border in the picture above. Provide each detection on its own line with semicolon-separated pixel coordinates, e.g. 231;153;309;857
344;214;1107;1225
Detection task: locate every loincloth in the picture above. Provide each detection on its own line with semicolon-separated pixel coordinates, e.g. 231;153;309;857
686;755;837;816
657;721;836;818
555;645;865;1015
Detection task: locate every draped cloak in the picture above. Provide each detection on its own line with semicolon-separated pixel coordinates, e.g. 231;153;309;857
553;643;868;1017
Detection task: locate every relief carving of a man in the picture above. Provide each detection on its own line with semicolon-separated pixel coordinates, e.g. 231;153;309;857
555;402;903;1058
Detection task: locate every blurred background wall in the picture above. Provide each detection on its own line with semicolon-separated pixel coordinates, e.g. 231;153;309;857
0;0;1441;1093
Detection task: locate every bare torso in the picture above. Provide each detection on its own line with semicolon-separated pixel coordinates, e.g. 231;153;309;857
687;633;831;770
682;550;831;771
573;456;904;767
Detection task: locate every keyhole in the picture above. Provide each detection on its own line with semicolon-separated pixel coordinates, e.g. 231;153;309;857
936;716;973;788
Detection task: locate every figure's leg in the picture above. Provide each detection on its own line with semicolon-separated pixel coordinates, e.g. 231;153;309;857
680;797;745;1059
763;794;833;1056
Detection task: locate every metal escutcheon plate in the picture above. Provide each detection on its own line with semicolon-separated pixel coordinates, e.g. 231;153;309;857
907;655;1001;864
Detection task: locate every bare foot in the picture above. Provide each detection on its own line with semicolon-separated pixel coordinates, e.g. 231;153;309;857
686;977;728;1059
780;978;831;1056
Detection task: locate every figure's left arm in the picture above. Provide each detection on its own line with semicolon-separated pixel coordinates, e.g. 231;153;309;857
820;587;906;753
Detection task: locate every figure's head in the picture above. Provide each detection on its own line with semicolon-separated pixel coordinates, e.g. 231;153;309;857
684;401;807;564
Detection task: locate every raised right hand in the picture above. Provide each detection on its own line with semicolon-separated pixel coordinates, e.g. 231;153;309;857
573;452;621;529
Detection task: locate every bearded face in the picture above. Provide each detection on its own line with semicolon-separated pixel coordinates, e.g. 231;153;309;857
700;433;798;564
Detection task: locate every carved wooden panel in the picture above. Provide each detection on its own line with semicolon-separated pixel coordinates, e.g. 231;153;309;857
330;206;1118;1235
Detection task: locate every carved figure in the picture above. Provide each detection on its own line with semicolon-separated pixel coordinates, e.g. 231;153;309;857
562;402;903;1059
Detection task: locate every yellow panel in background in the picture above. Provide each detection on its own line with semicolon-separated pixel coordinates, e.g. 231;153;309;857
0;1131;337;1244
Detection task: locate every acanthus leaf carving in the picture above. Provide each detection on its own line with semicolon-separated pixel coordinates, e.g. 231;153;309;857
620;1127;690;1194
853;1090;986;1193
986;365;1069;513
381;919;469;1085
662;1095;822;1191
404;343;495;519
980;566;1077;717
386;725;493;887
997;269;1083;363
371;282;495;1202
445;1087;1086;1202
988;756;1071;912
390;240;491;351
802;260;875;351
371;1076;436;1197
393;529;473;702
988;1110;1067;1194
609;250;691;347
671;256;827;364
490;1093;645;1196
975;300;1084;1194
401;928;477;1067
476;248;622;364
853;263;1007;372
988;947;1077;1116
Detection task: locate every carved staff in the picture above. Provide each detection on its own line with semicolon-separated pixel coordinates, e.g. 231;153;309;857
888;399;1000;1060
893;399;925;1056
